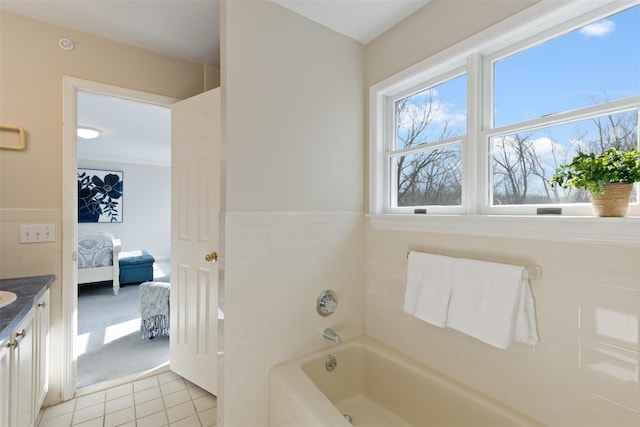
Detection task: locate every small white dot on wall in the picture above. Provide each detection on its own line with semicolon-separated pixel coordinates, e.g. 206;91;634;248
59;38;74;51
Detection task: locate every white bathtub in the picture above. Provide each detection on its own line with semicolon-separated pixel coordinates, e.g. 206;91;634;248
269;336;544;427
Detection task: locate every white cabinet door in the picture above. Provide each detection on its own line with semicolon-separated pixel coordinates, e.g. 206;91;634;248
0;340;10;427
170;88;220;395
10;310;35;427
34;290;50;410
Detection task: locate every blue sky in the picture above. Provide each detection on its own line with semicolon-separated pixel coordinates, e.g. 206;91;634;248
399;4;639;140
494;4;640;127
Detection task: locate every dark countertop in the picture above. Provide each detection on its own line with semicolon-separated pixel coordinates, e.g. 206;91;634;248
0;275;54;343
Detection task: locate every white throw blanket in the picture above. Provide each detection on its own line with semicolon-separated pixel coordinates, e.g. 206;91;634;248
139;281;170;339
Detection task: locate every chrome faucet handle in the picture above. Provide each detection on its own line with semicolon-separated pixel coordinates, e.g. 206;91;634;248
316;290;338;317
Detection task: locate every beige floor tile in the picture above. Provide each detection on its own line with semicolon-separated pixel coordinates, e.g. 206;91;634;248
134;385;162;404
193;395;216;413
186;384;209;400
42;372;218;427
169;414;202;426
71;403;104;425
39;412;73;427
104;406;136;427
75;391;106;410
133;376;159;392
163;389;192;409
105;393;134;414
197;407;217;427
42;400;77;420
166;401;197;423
72;415;104;427
136;409;169;427
158;371;182;384
106;383;133;401
161;378;187;396
136;397;166;418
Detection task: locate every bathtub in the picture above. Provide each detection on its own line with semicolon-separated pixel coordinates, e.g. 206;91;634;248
269;336;543;427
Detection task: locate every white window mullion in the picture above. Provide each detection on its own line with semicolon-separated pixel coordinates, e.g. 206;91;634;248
466;53;481;214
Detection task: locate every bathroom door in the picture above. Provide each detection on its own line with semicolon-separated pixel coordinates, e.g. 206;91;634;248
169;88;220;395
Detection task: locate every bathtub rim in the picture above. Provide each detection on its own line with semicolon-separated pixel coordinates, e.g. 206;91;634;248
269;335;544;427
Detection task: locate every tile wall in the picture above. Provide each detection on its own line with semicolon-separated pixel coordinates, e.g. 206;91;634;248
0;209;62;281
221;212;365;426
0;208;63;406
365;223;640;426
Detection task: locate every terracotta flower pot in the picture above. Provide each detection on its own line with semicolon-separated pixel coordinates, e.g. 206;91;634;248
589;182;634;217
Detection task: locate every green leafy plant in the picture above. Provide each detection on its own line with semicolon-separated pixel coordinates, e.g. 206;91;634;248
550;147;640;194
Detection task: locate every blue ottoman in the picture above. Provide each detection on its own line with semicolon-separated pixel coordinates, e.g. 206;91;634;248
119;250;155;285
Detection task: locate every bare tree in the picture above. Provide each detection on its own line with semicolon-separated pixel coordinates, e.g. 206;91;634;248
395;93;462;206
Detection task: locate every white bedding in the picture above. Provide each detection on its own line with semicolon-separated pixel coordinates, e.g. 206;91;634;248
78;231;115;269
78;231;122;295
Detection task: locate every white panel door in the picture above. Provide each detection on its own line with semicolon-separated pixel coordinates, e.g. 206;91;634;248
170;88;220;395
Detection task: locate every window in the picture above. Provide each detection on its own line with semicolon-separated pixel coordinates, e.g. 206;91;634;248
370;0;640;219
390;74;466;211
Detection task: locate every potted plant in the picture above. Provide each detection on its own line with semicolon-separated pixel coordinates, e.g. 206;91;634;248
550;147;640;217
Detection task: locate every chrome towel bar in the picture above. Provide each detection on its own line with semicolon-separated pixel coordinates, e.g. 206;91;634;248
406;251;542;280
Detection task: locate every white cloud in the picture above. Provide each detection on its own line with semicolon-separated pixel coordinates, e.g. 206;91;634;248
579;19;615;37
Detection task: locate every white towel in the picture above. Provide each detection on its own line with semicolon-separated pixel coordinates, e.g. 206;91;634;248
445;258;538;349
403;252;454;327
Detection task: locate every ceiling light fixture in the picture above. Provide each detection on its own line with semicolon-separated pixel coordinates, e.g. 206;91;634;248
77;126;102;140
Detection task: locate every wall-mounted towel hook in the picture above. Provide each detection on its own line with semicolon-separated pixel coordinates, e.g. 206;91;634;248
0;125;26;151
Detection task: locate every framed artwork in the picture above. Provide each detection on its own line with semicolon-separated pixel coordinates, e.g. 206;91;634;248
77;168;123;223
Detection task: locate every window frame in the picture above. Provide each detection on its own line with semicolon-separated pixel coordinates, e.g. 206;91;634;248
369;0;640;224
386;66;468;214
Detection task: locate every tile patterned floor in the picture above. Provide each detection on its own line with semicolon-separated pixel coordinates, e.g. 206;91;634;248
38;371;217;427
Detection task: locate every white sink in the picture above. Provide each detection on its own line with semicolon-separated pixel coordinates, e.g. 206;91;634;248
0;291;17;309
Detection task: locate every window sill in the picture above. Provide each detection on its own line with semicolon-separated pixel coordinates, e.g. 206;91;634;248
367;214;640;247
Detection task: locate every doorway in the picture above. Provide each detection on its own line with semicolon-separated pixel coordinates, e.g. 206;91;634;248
75;90;172;389
62;77;177;399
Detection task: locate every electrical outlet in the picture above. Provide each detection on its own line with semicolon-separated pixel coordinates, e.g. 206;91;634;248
19;224;56;243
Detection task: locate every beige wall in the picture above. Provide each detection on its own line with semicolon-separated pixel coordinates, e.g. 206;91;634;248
365;1;639;425
0;11;211;208
220;0;365;425
0;11;213;406
222;0;364;213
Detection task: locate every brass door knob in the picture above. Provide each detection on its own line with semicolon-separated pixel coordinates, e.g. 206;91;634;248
205;251;218;263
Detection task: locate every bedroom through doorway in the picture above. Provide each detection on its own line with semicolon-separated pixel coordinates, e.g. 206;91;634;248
75;89;172;390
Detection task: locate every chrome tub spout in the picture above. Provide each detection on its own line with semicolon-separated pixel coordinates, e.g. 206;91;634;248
322;328;341;344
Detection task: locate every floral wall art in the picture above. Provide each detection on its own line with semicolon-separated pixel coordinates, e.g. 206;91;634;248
77;168;123;222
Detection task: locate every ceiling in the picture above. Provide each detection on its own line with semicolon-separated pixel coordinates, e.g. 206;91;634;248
1;0;431;166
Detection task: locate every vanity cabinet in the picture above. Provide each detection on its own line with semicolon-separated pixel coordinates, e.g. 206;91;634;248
0;289;50;427
0;338;10;426
0;276;52;427
9;309;36;427
34;289;50;410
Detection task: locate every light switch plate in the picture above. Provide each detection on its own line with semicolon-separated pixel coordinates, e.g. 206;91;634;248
19;224;56;243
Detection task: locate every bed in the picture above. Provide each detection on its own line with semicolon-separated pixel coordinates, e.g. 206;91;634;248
77;231;122;295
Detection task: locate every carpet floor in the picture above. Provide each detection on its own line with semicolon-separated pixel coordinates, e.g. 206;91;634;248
77;260;170;389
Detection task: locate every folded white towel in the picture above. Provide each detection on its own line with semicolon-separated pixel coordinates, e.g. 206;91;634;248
445;258;539;349
403;252;454;327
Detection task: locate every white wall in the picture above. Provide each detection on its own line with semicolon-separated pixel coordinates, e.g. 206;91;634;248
78;160;171;259
364;1;640;425
220;0;365;425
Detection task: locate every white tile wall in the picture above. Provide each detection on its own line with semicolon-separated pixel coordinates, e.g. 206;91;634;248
365;223;640;426
221;212;365;426
1;208;63;407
